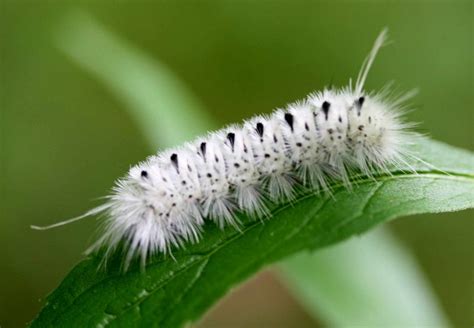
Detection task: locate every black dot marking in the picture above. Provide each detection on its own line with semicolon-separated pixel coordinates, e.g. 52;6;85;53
200;142;207;157
243;144;248;153
207;173;212;178
358;125;364;131
338;116;342;123
188;195;193;199
356;97;365;116
227;132;235;151
215;155;219;163
181;180;186;185
296;142;302;147
338;135;342;139
304;122;309;131
241;179;246;183
234;163;240;168
284;113;294;132
141;170;148;178
256;122;264;137
172;203;176;207
264;153;270;158
322;101;330;120
368;116;372;124
170;153;179;172
273;134;278;143
327;128;333;134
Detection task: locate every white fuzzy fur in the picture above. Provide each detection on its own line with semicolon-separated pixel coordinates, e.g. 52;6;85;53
33;29;419;269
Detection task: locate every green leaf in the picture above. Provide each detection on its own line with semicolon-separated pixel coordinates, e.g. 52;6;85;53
30;139;474;327
55;11;214;149
278;228;450;327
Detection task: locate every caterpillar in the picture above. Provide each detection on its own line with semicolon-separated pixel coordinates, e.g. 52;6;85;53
33;29;421;268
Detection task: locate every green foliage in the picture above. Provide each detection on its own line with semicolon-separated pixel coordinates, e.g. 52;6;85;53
30;140;473;327
56;11;213;148
279;228;450;327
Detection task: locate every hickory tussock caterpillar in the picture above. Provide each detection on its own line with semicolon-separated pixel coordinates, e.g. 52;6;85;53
33;29;423;268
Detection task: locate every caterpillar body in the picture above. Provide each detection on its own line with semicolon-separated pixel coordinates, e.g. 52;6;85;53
33;29;419;268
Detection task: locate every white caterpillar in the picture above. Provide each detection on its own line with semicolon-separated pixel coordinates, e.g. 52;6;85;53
33;29;420;268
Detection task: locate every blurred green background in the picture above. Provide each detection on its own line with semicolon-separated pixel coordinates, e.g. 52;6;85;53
1;1;472;327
